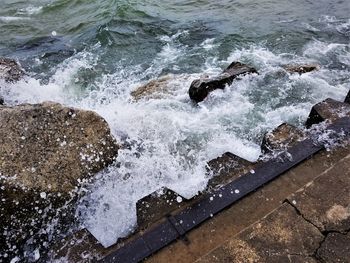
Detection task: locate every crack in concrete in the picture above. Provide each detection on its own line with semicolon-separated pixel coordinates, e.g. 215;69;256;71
283;199;350;263
283;199;323;232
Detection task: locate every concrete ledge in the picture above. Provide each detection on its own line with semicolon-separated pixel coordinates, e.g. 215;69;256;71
196;150;350;263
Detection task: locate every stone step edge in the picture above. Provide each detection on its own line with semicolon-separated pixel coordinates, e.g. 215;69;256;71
51;94;350;261
195;150;350;263
96;117;350;262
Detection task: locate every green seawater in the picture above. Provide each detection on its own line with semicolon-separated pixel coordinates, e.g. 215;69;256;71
1;0;349;75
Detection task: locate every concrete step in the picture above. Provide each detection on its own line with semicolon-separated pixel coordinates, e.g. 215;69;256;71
50;97;350;262
196;146;350;263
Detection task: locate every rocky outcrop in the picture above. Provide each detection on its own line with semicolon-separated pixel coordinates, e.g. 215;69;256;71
0;102;119;258
0;57;25;82
305;98;350;128
283;64;319;74
131;74;192;101
189;62;257;103
261;123;305;154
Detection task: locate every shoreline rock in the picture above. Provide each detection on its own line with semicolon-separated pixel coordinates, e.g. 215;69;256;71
0;57;25;83
131;74;193;101
283;64;319;74
188;62;257;103
0;101;120;258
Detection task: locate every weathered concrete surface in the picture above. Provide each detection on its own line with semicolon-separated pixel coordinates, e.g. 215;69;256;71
0;57;25;82
197;150;350;263
316;232;350;263
206;152;254;190
145;145;350;263
261;123;305;154
197;204;323;263
287;154;350;233
189;62;257;102
283;64;319;74
305;98;350;128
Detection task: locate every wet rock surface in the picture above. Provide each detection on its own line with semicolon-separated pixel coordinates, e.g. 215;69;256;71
0;101;119;259
261;123;305;154
305;98;350;128
0;57;25;83
283;64;319;74
131;74;192;101
0;101;119;193
206;152;254;190
189;62;257;103
345;90;350;104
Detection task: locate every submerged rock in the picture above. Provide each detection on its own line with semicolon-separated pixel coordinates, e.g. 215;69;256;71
0;57;25;82
283;64;319;74
0;102;119;258
261;123;305;154
131;74;192;101
189;62;257;103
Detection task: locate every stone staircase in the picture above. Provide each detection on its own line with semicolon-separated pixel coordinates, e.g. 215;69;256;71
50;90;350;263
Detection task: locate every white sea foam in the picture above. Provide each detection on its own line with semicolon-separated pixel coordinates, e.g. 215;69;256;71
1;29;349;248
0;16;30;22
17;6;43;15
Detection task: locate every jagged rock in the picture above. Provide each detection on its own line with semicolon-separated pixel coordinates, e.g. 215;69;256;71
0;96;4;105
283;64;319;74
189;62;257;103
131;74;192;101
207;152;254;190
345;90;350;104
305;98;350;128
0;57;25;82
261;123;305;154
0;101;119;258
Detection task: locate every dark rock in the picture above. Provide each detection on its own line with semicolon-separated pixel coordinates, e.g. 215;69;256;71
261;123;305;154
0;57;25;82
136;187;186;229
0;102;120;259
189;62;257;103
207;152;253;190
0;96;4;105
345;90;350;104
317;232;350;263
305;98;350;128
283;64;319;74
